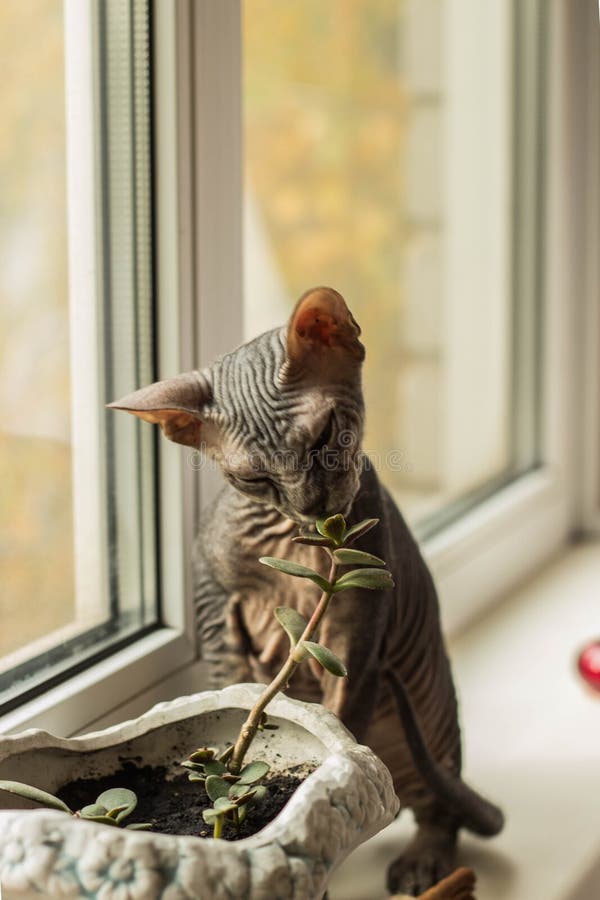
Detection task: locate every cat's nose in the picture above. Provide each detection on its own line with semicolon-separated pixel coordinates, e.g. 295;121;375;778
296;497;327;518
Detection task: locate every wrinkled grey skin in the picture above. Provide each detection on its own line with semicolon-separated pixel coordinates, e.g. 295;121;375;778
110;289;503;896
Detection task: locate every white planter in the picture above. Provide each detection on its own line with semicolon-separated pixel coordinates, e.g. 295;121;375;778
0;684;399;899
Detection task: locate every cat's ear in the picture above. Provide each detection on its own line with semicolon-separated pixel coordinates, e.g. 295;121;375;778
283;287;365;381
107;371;211;448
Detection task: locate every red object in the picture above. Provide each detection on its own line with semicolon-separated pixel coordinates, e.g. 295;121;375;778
577;641;600;692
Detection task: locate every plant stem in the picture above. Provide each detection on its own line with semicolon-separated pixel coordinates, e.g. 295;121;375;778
213;814;223;840
229;554;339;774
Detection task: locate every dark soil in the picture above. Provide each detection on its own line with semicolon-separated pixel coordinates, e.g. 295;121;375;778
57;759;313;840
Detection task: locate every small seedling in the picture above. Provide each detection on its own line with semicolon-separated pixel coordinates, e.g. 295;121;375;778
180;745;238;785
180;748;269;838
202;760;269;839
0;781;151;830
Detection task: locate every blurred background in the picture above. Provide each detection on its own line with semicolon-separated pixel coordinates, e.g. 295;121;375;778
243;0;513;522
0;1;73;661
3;0;517;664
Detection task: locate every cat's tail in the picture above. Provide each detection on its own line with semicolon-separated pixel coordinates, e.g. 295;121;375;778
384;668;505;837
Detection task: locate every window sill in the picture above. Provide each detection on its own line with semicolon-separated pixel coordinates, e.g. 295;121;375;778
0;627;196;737
329;540;600;900
425;467;571;636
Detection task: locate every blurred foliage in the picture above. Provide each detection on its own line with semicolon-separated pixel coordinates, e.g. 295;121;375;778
0;0;74;661
0;0;421;665
0;433;73;660
244;0;410;471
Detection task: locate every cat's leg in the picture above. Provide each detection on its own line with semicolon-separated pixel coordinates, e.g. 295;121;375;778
316;587;389;740
363;684;461;896
386;805;459;896
319;591;463;898
193;559;253;685
335;677;459;898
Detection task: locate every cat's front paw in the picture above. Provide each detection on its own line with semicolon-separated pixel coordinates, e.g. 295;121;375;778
387;841;456;896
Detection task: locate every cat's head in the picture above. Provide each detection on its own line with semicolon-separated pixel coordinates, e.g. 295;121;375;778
109;287;365;523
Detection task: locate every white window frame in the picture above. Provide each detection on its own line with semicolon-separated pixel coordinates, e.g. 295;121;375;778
571;0;600;537
1;0;597;735
0;0;200;735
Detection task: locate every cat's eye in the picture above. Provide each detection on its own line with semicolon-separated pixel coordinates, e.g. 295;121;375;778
311;412;335;453
235;474;274;489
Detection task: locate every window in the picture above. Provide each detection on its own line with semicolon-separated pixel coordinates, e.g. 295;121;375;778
2;0;595;733
0;2;72;674
0;0;160;714
243;0;542;534
218;0;573;633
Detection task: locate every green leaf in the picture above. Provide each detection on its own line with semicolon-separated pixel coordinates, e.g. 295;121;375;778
227;783;248;799
233;789;257;807
203;759;228;777
81;814;120;826
333;568;394;592
180;760;204;772
302;641;348;677
189;748;217;763
228;783;260;803
0;780;72;814
218;744;235;763
213;797;238;814
202;808;220;824
259;557;331;592
343;518;379;545
205;775;231;802
274;607;308;646
126;822;153;830
316;514;346;545
252;784;267;803
292;534;334;548
106;804;129;820
96;788;137;823
79;803;107;818
333;548;386;567
238;761;270;784
188;773;205;782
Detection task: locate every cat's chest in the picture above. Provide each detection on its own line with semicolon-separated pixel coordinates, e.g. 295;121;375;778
239;532;324;631
218;507;328;664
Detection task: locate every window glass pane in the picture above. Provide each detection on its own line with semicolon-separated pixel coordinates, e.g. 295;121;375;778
0;1;72;662
243;0;533;532
0;0;157;709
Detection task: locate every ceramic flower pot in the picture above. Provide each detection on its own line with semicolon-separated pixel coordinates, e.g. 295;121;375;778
0;683;399;899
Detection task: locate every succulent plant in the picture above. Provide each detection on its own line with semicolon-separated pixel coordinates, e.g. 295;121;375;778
183;514;393;841
201;761;269;839
0;781;151;830
180;748;270;839
226;514;393;775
